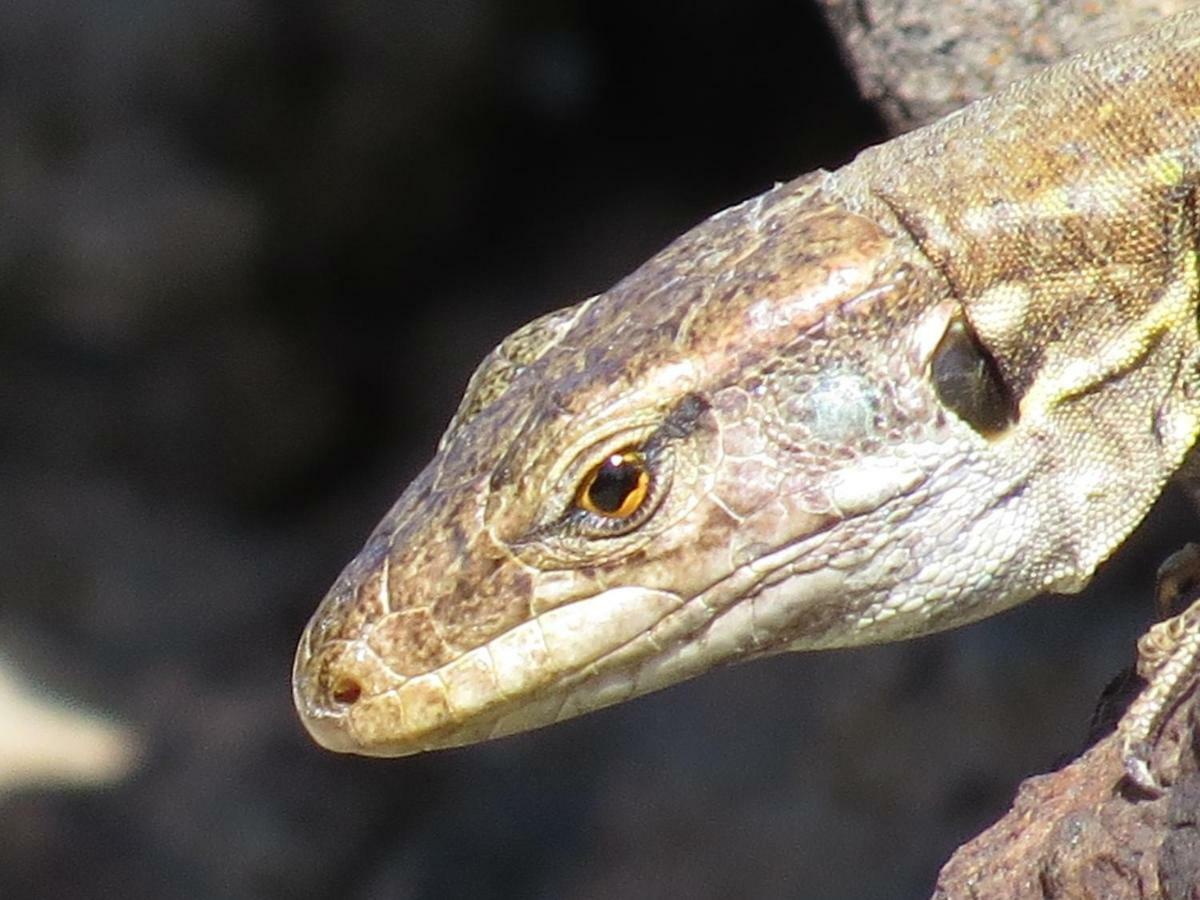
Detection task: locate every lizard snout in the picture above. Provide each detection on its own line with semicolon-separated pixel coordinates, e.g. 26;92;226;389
291;630;381;753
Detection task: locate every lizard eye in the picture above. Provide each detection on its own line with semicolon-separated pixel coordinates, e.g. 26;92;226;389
576;450;651;519
930;319;1016;436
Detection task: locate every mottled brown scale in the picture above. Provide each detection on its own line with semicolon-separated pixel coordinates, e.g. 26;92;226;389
445;304;584;443
295;12;1200;758
366;610;452;678
308;565;387;647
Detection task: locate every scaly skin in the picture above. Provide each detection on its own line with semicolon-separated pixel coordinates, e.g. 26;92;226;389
294;11;1200;758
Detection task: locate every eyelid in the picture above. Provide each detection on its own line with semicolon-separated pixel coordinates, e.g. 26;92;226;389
545;391;709;497
523;394;710;545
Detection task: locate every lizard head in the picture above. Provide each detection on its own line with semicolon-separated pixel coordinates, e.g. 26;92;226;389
294;174;987;756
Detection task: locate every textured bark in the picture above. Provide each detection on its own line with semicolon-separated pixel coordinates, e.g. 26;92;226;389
816;0;1191;131
933;673;1200;899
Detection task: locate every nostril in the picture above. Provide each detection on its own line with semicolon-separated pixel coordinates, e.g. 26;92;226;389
331;676;362;706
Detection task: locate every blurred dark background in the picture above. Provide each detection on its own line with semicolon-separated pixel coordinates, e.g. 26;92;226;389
0;2;1188;898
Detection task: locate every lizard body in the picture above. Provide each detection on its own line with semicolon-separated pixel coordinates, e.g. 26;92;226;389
294;11;1200;761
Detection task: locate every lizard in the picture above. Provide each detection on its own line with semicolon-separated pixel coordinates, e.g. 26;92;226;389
292;9;1200;791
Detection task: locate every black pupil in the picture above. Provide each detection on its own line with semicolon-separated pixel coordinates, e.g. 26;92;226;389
588;457;640;513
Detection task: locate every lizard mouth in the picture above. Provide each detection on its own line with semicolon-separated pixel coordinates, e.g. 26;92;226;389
292;584;690;756
292;527;860;757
